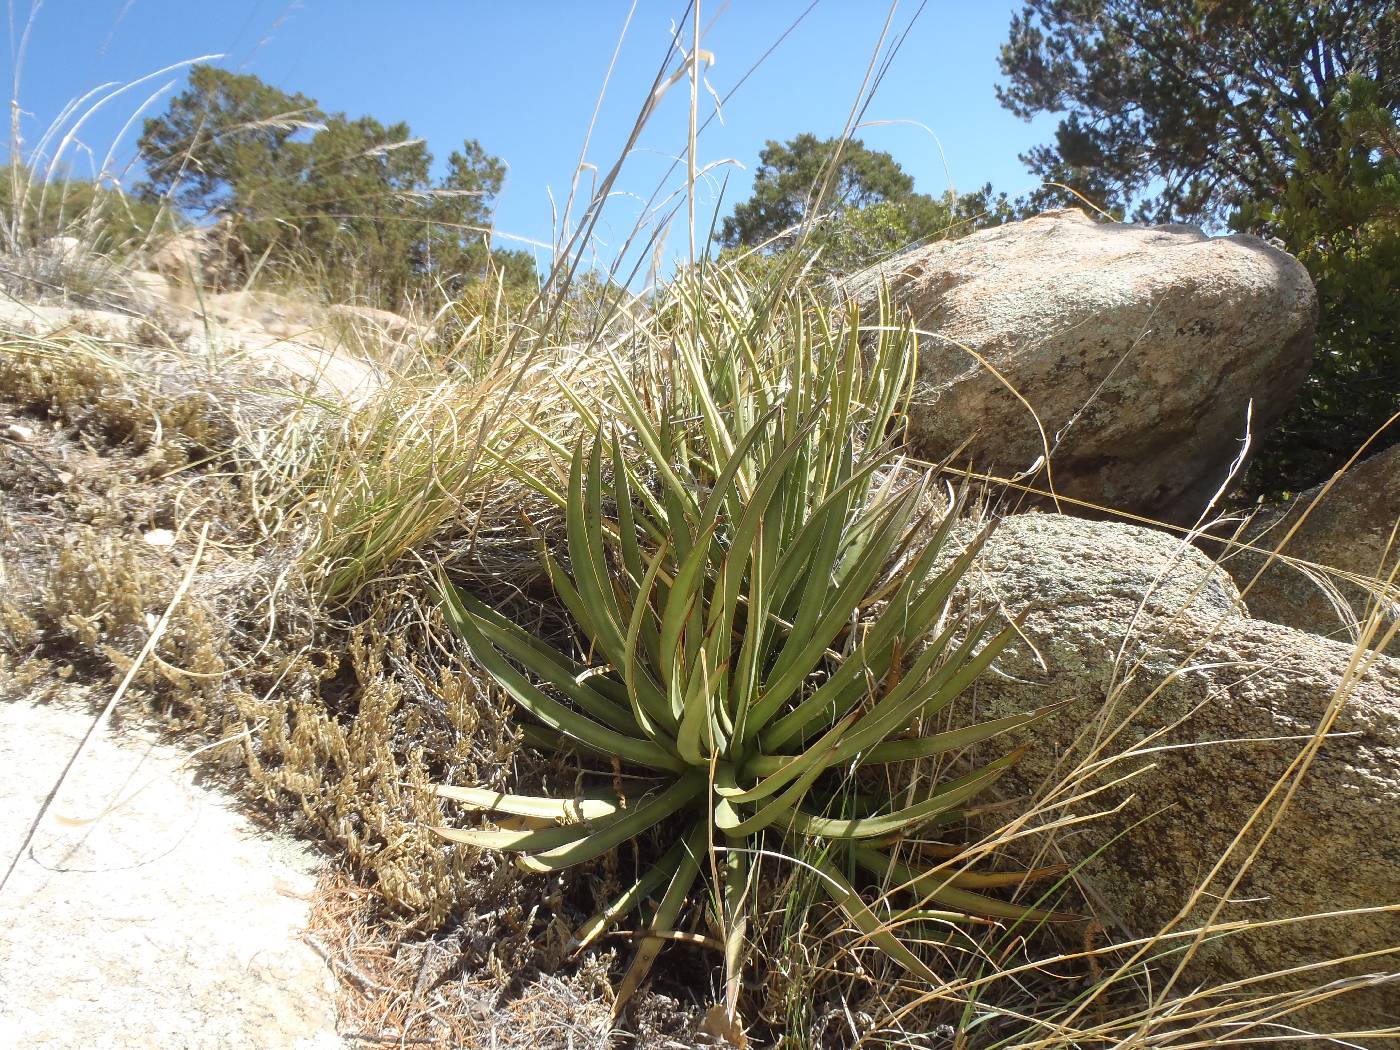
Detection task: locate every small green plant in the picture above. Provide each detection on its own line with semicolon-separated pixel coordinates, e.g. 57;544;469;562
434;277;1065;1026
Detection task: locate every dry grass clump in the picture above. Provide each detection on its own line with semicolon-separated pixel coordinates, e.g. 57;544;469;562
236;600;516;925
305;865;717;1050
0;327;261;459
0;237;154;314
0;410;244;696
294;271;626;605
299;364;571;602
305;868;648;1050
0;328;490;909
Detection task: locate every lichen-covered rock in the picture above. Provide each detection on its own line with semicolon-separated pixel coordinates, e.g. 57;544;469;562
1219;443;1400;656
844;209;1318;522
958;513;1399;1039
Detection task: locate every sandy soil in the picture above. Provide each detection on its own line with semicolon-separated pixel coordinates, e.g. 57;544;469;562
0;697;343;1049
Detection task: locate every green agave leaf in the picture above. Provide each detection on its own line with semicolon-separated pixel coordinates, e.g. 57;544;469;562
756;498;985;750
721;840;749;1019
517;722;611;760
516;772;706;873
676;646;727;765
826;315;859;468
759;608;967;755
566;437;631;672
720;755;829;837
725;705;860;805
693;403;784;537
714;714;855;837
431;818;601;852
660;409;802;741
865;314;916;447
702;411;833;731
622;538;681;735
539;540;601;641
762;437;862;619
608;426;647;585
814;857;939;985
831;466;911;586
744;485;923;738
715;293;772;424
658;521;716;707
677;341;740;492
706;408;826;634
823;613;1023;765
778;755;1015;840
456;591;638;731
856;701;1073;765
854;846;1075;924
726;509;775;738
571;837;689;953
436;577;683;772
602;347;697;516
611;822;708;1017
435;784;621;821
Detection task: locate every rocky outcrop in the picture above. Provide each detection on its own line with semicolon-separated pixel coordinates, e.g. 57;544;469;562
328;303;427;347
0;294;385;406
959;513;1399;1039
844;209;1318;523
147;222;235;288
1218;444;1400;656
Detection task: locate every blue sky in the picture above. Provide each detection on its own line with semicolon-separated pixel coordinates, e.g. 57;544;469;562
6;1;1058;275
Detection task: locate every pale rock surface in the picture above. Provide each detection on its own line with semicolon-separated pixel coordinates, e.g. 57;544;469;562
199;291;425;348
40;235;86;259
956;513;1400;1039
0;296;383;405
124;268;175;308
327;303;427;347
4;235;428;405
0;298;137;335
147;224;233;288
0;698;342;1050
1219;443;1400;656
844;209;1318;522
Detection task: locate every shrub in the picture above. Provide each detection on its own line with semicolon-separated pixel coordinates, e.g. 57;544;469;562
1237;75;1400;492
433;274;1067;1026
136;64;534;311
1;164;170;256
0;165;174;310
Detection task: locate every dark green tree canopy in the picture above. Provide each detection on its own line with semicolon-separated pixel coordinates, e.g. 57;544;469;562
139;65;323;218
1233;76;1400;488
717;133;1012;274
998;0;1399;222
718;134;918;249
137;64;532;307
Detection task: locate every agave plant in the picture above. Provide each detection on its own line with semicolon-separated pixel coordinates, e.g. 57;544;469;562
433;283;1065;1023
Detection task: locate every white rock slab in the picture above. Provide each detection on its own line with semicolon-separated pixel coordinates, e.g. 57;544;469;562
0;699;342;1049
